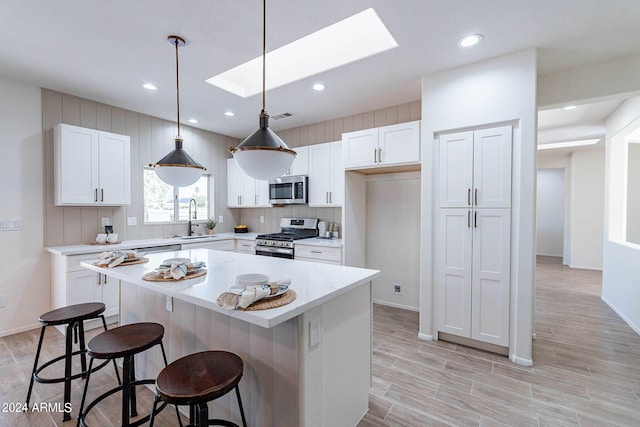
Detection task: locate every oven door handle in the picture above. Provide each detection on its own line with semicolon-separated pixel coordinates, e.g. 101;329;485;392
256;246;294;255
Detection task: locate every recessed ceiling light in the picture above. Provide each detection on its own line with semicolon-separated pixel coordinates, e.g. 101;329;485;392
224;111;235;117
188;118;198;124
458;34;483;48
313;83;326;91
143;83;157;90
562;105;577;111
206;8;398;97
537;138;600;150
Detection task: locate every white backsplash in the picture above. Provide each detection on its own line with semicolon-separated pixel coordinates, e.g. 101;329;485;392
235;206;341;234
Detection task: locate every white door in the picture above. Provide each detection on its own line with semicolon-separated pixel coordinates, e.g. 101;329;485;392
437;209;472;338
343;128;378;169
98;131;130;204
473;126;512;208
378;121;420;166
55;124;99;205
227;159;243;207
438;131;474;208
329;141;344;206
309;142;332;206
471;208;511;346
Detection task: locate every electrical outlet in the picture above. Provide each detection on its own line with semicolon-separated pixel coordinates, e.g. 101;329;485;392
309;318;321;347
260;215;265;223
101;217;111;227
218;215;224;223
0;295;6;308
166;296;173;312
393;283;403;295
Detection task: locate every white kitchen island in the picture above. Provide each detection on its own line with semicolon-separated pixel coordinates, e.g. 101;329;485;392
81;248;380;427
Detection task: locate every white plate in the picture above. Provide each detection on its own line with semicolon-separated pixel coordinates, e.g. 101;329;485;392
263;284;289;299
162;258;191;266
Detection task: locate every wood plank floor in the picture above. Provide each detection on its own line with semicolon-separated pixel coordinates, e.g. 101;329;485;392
359;256;640;426
1;256;639;426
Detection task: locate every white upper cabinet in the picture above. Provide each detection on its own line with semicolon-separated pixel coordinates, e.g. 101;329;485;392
282;145;309;176
438;126;512;208
308;141;343;207
54;123;130;206
343;120;420;170
227;158;271;208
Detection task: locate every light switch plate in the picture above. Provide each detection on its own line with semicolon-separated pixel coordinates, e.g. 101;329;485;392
127;217;137;226
309;318;321;348
218;216;224;223
101;217;111;226
165;296;173;312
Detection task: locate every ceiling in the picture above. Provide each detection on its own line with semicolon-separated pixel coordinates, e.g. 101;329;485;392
2;0;640;139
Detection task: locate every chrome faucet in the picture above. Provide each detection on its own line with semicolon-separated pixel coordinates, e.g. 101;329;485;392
188;198;197;236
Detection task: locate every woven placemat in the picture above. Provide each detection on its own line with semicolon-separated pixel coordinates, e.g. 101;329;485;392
216;290;296;311
142;269;208;282
93;258;149;268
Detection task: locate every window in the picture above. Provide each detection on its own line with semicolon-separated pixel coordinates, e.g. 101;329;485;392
143;168;211;224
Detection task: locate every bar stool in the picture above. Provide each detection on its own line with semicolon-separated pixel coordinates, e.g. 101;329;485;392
25;302;121;422
76;322;178;427
149;351;247;427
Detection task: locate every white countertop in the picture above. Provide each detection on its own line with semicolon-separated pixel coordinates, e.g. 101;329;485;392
46;232;341;256
81;249;378;329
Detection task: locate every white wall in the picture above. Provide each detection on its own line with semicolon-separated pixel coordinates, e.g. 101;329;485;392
538;152;572;263
536;169;564;256
421;50;538;365
0;76;48;335
602;97;640;335
626;143;640;244
569;149;605;270
366;172;421;310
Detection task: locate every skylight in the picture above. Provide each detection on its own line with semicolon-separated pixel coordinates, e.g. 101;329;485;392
206;8;398;98
537;138;600;150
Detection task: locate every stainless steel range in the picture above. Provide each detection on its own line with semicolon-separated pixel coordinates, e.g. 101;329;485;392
255;218;319;259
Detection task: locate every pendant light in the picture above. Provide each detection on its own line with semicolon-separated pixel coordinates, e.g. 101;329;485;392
150;35;206;187
229;0;296;180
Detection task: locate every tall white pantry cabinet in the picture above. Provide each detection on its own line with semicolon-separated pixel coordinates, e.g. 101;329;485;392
436;126;512;348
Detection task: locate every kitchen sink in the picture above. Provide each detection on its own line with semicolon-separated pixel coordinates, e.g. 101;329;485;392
179;235;211;240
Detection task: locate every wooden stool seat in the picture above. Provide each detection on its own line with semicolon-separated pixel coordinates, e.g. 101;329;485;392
39;302;106;325
150;351;247;427
156;351;244;405
87;322;164;359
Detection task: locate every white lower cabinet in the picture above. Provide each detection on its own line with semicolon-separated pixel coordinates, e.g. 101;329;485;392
51;253;119;332
235;239;256;254
295;244;342;265
437;208;510;347
181;240;235;251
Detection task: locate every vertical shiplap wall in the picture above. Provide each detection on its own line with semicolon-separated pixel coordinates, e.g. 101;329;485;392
237;100;421;233
43;89;239;246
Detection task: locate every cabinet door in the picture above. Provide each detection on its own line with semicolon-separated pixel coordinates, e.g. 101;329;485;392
343;128;378;169
67;270;98;306
437;209;472;338
308;142;332;206
100;274;120;317
227;159;243;207
438;131;474;208
242;174;257;207
98;131;131;205
329;141;344;206
473;126;512;208
54;124;99;205
286;145;309;176
471;209;510;346
379;121;420;166
255;179;271;206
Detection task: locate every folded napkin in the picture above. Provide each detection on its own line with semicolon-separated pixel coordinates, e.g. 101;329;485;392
95;250;136;268
157;261;206;280
220;279;290;310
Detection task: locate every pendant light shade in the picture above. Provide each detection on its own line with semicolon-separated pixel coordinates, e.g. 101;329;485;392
150;35;206;187
230;0;295;180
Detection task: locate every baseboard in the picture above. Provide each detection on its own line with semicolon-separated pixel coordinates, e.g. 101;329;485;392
536;252;562;257
511;355;534;367
372;299;419;312
438;332;509;356
0;322;41;338
601;295;640;335
568;264;603;271
417;332;433;341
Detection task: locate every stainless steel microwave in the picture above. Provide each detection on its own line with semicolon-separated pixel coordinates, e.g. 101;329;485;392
268;175;308;204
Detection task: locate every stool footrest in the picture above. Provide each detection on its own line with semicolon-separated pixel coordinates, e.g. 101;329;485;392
33;350;111;384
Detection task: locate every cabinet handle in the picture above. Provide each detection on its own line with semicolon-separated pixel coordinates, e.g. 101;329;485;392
326;192;329;204
474;188;478;206
329;192;332;204
374;148;377;163
94;188;98;202
101;188;104;202
468;210;471;228
474;211;477;228
97;274;101;285
467;188;471;206
311;250;322;254
378;148;382;163
255;195;257;205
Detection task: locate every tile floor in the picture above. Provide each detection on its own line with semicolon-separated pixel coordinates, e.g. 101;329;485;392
1;256;639;426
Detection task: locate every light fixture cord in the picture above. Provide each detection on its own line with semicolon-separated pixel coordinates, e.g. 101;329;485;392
262;0;266;114
175;37;181;138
